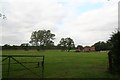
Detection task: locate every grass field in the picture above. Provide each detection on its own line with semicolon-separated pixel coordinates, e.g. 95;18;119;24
2;50;120;78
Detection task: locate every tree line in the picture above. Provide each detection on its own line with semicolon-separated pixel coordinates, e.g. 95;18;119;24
2;30;75;51
2;29;112;51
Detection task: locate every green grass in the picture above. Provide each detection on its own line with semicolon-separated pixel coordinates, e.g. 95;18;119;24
2;50;120;78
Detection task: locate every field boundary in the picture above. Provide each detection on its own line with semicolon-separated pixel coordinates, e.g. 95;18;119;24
1;55;44;78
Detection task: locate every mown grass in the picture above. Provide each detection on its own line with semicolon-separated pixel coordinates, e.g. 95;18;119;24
2;50;120;78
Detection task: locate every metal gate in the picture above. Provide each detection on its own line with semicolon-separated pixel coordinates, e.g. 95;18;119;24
1;55;44;79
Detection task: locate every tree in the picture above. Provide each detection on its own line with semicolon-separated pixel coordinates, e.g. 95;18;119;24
106;40;112;50
29;30;55;50
58;37;75;52
93;41;112;51
3;44;11;50
76;45;83;52
3;44;10;47
108;31;120;73
20;43;29;51
45;41;54;49
58;38;67;51
65;38;75;52
77;45;83;50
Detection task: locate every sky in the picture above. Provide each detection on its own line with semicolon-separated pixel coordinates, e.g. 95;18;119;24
0;0;119;46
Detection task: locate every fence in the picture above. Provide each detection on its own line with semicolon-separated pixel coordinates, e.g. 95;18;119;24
1;55;44;79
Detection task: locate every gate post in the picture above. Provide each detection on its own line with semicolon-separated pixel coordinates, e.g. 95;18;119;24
7;56;11;78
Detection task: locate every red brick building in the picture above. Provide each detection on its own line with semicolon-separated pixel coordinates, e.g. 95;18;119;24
76;46;95;52
83;46;95;52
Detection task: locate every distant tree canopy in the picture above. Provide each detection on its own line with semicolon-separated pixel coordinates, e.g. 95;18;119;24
3;44;10;47
29;30;55;50
20;43;29;51
92;41;112;51
76;45;83;49
20;43;29;47
58;37;75;52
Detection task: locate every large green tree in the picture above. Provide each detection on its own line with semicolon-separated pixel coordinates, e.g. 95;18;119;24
29;30;55;50
58;37;75;52
108;31;120;73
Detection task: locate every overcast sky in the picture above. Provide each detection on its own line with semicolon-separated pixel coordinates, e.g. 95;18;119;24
0;0;119;46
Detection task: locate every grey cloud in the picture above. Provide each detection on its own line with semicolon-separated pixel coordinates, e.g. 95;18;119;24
1;0;119;46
